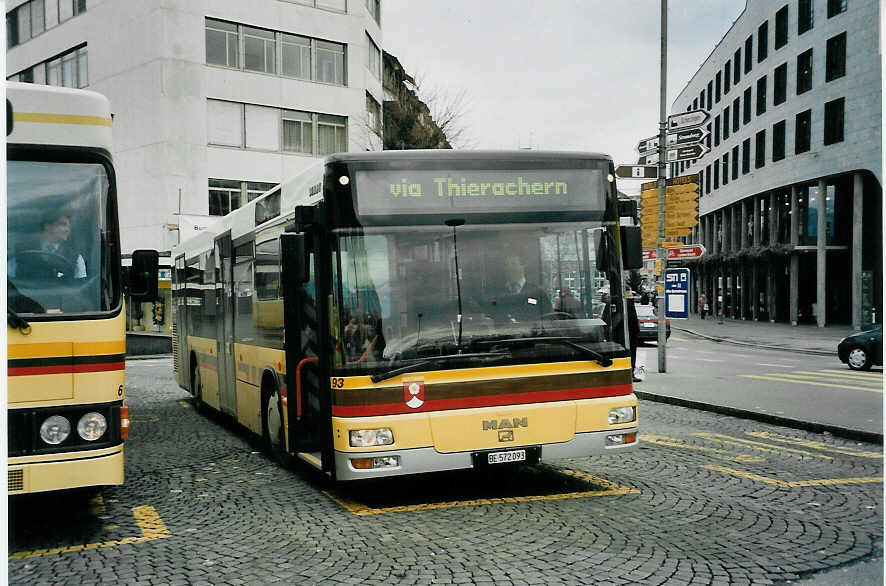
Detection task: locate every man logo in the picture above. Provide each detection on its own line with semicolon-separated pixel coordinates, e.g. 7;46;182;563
482;417;528;430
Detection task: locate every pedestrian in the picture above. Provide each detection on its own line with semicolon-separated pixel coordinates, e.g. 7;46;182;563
625;288;641;382
698;292;708;319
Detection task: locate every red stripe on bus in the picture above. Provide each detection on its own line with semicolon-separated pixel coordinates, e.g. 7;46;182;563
9;362;125;376
330;384;634;417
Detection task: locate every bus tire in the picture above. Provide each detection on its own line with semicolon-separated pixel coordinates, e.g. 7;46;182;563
191;357;205;412
262;378;293;467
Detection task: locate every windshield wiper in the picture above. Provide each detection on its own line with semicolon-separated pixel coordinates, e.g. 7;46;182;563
370;351;509;384
7;308;32;334
477;336;613;367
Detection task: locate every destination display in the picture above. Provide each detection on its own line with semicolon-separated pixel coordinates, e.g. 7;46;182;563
353;169;605;217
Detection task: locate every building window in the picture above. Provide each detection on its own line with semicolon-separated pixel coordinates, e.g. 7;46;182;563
713;162;719;190
775;5;789;49
724;61;731;94
282;34;311;79
208;179;242;216
823;97;845;145
706;81;713;110
205;18;239;68
828;0;848;18
698;170;704;196
243;26;276;74
731;145;739;180
31;45;89;88
722;153;729;186
315;40;346;85
742;138;751;174
318;114;347;155
705;164;711;194
366;92;381;135
744;35;753;73
207;99;244;147
705;123;712;149
756;76;767;116
6;0;81;48
699;89;705;110
795;109;811;153
743;87;752;124
799;0;814;34
797;49;813;94
723;106;730;140
693;97;698;110
734;48;741;84
282;110;313;154
245;105;280;151
757;21;768;62
732;97;740;132
367;33;381;80
773;63;787;105
773;120;786;161
291;0;347;11
715;72;721;103
755;130;766;168
826;32;847;82
714;115;721;146
366;0;381;25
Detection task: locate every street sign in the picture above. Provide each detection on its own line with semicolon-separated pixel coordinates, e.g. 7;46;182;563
641;173;699;191
666;144;708;162
661;241;684;247
667;109;710;131
665;268;690;319
636;135;660;153
615;165;658;179
638;152;659;165
642;244;706;260
666;127;709;147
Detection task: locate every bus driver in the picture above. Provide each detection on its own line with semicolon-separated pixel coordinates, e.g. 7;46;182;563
9;210;87;280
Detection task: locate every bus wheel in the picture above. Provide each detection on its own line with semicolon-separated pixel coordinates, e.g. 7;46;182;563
191;362;205;412
263;385;289;465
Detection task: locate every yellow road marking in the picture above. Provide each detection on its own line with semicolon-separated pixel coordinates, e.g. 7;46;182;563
817;369;883;378
324;470;638;516
691;432;832;460
741;374;883;393
639;435;764;462
787;372;883;386
8;505;171;559
745;432;882;459
704;465;883;487
178;400;193;409
671;336;687;342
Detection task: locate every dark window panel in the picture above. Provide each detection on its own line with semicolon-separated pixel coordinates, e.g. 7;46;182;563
732;97;740;132
797;48;813;94
714;161;720;190
734;48;741;84
826;32;847;82
707;80;713;110
743;87;752;124
824;97;845;145
828;0;847;18
756;76;767;116
724;61;731;94
755;130;766;168
758;21;769;62
716;71;722;103
744;35;753;73
742;138;751;174
714;114;721;146
775;5;789;49
795;109;811;153
774;62;787;105
773;120;786;161
799;0;814;34
731;145;739;179
722;154;729;185
723;106;730;140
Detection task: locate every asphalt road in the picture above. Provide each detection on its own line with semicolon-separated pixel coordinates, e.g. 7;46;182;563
7;357;883;585
635;335;883;439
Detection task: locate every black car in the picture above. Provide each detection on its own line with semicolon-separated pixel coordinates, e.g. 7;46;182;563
837;326;882;370
635;304;670;344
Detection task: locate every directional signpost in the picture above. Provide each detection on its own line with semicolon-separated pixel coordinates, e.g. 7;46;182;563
667;109;711;131
666;143;708;162
666;127;708;146
615;165;658;179
642;244;706;261
664;268;690;319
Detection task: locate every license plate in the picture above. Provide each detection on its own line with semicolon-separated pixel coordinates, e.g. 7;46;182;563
487;449;527;464
643;323;655;328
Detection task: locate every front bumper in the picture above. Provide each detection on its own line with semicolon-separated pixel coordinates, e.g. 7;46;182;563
8;445;124;494
334;427;638;481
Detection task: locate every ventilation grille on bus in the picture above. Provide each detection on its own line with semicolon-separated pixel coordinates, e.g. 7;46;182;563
172;323;179;375
8;469;24;492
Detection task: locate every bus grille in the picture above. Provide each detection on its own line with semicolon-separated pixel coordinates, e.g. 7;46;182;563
8;469;23;492
172;323;179;375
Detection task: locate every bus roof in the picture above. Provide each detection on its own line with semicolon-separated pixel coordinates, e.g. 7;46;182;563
326;149;613;164
6;81;114;152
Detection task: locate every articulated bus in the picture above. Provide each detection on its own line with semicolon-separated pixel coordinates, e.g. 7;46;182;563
6;82;133;494
172;150;643;481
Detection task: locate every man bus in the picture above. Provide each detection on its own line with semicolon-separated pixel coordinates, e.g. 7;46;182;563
172;150;643;481
7;82;152;494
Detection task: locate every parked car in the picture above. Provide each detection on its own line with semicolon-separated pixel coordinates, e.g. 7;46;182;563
635;303;670;344
837;326;882;370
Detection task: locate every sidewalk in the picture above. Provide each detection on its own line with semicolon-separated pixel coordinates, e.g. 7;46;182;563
671;313;858;355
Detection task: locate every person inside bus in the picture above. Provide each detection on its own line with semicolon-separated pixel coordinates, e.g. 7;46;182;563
8;210;87;280
486;255;550;322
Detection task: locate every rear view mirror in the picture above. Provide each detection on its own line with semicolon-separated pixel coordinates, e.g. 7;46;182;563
129;249;159;301
620;226;643;270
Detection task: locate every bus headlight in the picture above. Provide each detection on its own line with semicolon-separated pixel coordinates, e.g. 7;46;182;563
39;415;71;445
77;412;108;441
608;406;636;425
349;428;394;447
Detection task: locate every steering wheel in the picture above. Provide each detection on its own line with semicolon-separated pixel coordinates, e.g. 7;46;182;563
14;250;76;279
538;311;574;321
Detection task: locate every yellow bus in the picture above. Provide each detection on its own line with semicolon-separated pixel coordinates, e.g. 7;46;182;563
6;82;146;494
172;151;643;480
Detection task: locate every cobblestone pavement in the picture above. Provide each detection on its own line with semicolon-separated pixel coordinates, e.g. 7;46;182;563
8;358;883;585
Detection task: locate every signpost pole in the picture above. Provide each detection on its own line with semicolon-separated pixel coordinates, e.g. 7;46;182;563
656;0;668;373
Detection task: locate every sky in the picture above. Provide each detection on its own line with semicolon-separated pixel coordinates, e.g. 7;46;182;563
382;1;748;193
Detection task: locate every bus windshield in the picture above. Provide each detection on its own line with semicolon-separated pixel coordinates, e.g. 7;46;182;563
7;160;117;316
331;222;624;376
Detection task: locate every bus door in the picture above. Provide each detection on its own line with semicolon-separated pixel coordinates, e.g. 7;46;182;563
214;232;238;417
280;232;330;467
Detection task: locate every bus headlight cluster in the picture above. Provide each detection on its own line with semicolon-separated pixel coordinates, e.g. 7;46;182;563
39;415;71;445
38;412;108;445
77;412;108;441
349;428;394;447
608;406;636;425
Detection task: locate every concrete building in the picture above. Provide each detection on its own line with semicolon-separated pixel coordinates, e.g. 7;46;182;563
671;0;881;329
7;0;385;255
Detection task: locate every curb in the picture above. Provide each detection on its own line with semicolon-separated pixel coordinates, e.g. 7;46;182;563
675;327;836;356
125;353;173;360
634;390;883;445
